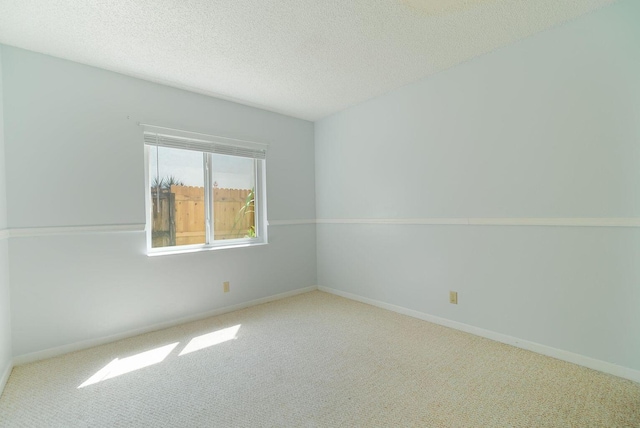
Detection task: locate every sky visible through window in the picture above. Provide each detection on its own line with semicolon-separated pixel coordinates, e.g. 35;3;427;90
149;147;254;189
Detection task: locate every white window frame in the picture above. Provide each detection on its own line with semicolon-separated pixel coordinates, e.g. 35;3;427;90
142;124;268;256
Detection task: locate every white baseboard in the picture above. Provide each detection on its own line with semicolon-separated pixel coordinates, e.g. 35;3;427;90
318;286;640;384
13;286;317;366
0;359;13;397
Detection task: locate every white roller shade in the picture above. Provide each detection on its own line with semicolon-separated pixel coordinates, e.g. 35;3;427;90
142;124;267;160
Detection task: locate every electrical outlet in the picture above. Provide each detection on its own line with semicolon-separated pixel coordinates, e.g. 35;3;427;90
449;291;458;304
223;281;230;293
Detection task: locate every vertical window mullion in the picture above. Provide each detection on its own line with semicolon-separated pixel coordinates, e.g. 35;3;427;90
205;153;214;243
253;159;260;238
255;159;266;243
144;145;152;251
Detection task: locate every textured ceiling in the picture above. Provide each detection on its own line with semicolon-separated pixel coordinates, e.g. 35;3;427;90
0;0;615;120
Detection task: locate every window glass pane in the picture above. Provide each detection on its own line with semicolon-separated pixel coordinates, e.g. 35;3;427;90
212;154;256;240
149;146;206;248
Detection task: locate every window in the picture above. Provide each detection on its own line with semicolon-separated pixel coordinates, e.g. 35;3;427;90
143;125;267;255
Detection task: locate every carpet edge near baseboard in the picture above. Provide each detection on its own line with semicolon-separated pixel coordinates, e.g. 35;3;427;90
317;286;640;384
12;286;318;367
0;359;12;397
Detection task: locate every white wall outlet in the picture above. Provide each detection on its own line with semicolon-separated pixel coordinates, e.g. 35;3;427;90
223;281;230;293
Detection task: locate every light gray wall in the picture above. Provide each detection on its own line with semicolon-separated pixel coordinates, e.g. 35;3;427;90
3;46;317;357
0;46;12;384
0;48;6;227
315;1;640;370
0;236;9;381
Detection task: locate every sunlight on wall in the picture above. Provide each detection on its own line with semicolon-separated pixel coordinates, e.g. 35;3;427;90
179;325;241;356
78;342;179;388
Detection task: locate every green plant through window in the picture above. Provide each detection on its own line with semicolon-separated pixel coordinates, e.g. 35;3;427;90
152;175;185;189
232;188;255;238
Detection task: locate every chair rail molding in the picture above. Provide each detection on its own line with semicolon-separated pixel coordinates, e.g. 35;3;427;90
315;217;640;228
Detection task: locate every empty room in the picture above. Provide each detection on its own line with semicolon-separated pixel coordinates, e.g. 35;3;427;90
0;0;639;426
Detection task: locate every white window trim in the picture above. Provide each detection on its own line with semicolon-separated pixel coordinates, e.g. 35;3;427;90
142;125;268;256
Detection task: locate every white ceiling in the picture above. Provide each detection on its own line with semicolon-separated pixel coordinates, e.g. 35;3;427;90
0;0;615;121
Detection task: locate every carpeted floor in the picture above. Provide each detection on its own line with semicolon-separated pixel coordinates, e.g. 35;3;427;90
1;290;639;427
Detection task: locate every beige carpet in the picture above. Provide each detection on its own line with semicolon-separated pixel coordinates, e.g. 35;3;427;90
1;291;639;427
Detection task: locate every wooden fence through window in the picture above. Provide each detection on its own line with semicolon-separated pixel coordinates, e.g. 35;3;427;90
151;186;254;247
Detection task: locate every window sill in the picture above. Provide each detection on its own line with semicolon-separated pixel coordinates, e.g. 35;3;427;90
147;241;267;257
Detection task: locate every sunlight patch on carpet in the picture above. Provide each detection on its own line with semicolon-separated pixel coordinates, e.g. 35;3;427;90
78;342;179;388
179;325;241;356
